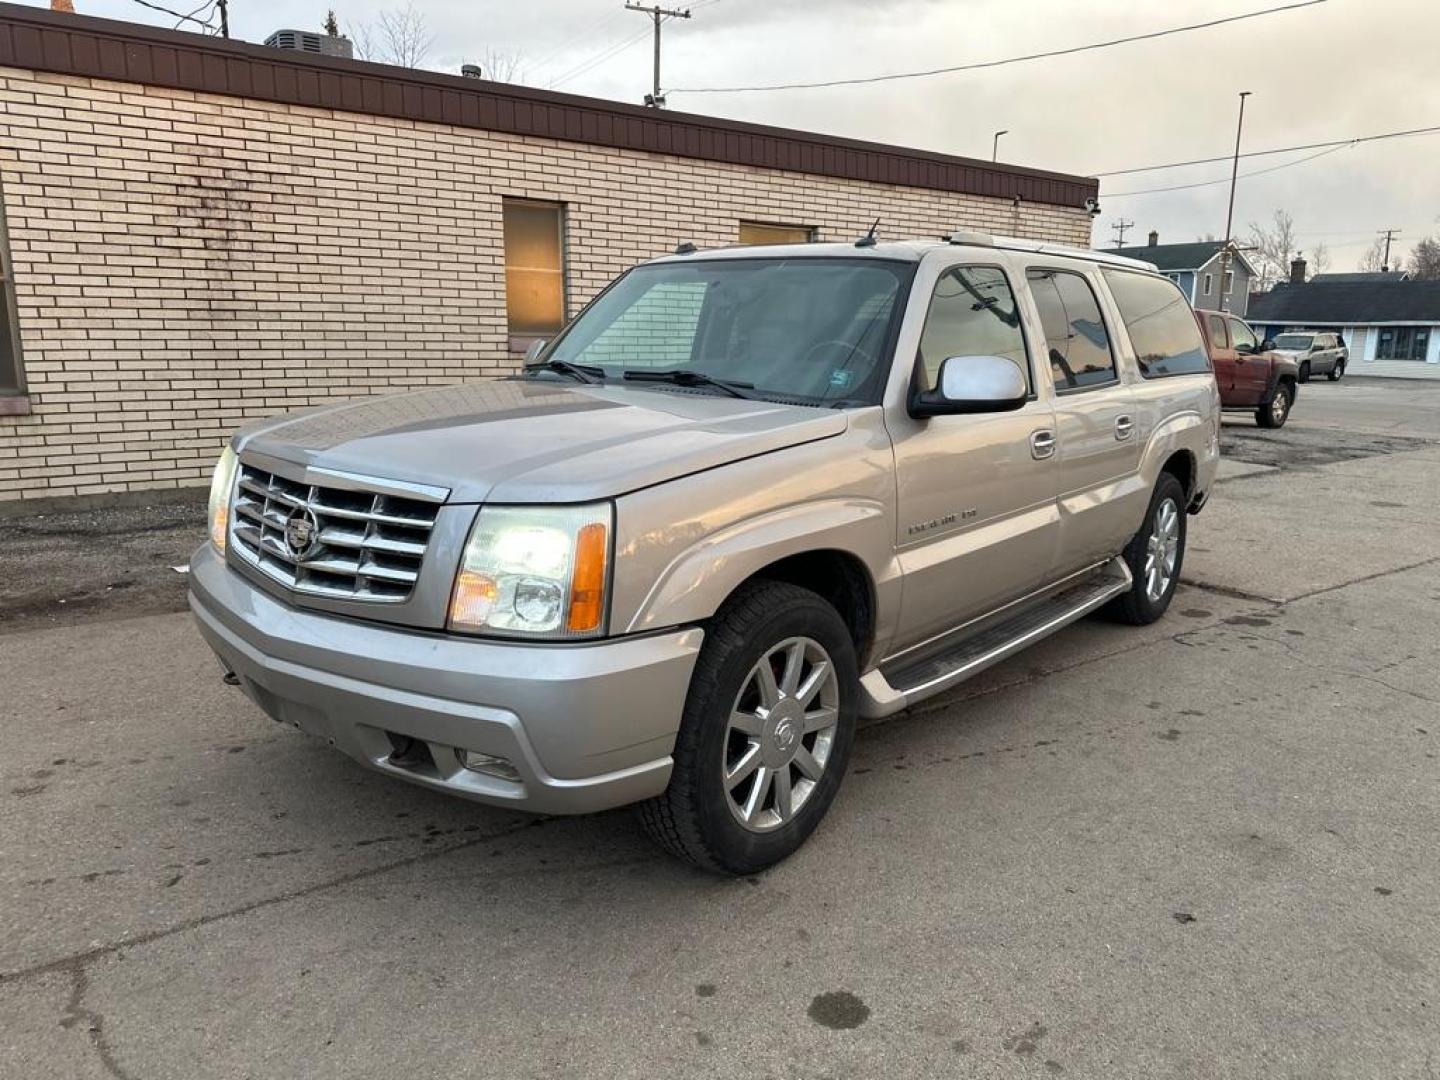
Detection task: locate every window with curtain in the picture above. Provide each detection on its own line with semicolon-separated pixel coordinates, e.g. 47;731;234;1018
503;200;566;341
0;188;23;396
738;222;815;245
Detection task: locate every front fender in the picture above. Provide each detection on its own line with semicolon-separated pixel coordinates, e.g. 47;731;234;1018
623;497;894;637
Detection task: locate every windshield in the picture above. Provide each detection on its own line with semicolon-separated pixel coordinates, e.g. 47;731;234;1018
540;257;914;405
1274;334;1314;350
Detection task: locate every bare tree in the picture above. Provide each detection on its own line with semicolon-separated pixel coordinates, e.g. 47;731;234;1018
349;3;434;68
1357;237;1387;273
1309;242;1330;278
1247;209;1297;292
1408;237;1440;280
476;47;526;83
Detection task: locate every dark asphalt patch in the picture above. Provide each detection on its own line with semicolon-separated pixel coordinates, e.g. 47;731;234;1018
1219;426;1435;471
0;495;205;635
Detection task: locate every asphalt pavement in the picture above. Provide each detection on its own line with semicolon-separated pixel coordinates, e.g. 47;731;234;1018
2;377;1437;1079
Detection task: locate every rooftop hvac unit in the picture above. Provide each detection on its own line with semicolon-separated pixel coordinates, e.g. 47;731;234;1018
263;29;354;60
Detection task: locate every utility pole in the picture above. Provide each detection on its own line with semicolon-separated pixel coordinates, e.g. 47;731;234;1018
1378;228;1400;272
1110;218;1135;249
217;0;229;38
1218;90;1251;311
625;2;691;108
991;129;1008;162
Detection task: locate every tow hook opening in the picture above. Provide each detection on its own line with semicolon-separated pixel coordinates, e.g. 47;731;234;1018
386;733;435;772
221;669;241;686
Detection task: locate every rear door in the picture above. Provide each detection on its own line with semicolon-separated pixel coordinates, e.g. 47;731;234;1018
1228;318;1269;402
1204;313;1235;395
1025;264;1141;572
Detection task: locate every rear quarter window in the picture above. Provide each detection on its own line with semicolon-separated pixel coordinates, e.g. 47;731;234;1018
1101;269;1212;378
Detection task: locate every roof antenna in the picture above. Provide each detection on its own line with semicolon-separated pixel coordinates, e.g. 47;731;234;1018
855;218;880;248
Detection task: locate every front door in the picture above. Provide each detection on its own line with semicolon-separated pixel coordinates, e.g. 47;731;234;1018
1204;312;1236;395
888;263;1059;654
1027;266;1141;572
1228;318;1269;403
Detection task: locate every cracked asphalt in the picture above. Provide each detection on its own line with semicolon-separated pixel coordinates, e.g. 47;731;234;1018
2;378;1438;1079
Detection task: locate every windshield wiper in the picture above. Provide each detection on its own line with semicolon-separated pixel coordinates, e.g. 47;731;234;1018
525;358;605;385
622;368;759;400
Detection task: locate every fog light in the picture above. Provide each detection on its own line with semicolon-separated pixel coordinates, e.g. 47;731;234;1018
457;749;522;783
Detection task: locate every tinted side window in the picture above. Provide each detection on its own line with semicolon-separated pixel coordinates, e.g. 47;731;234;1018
1205;314;1228;351
1101;270;1212;378
1229;319;1257;351
917;266;1030;392
1026;269;1116;391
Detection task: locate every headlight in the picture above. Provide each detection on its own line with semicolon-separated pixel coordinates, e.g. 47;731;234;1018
208;445;239;553
449;503;612;639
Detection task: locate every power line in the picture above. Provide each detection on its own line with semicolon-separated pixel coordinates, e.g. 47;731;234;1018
549;25;654;89
1094;123;1440;177
667;0;1326;93
1107;143;1349;197
129;0;218;32
1110;219;1135;247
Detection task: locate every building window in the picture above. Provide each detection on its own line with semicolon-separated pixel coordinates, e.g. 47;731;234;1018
502;199;566;345
1202;272;1213;295
1375;326;1431;361
738;221;816;245
1222;270;1234;295
0;185;24;398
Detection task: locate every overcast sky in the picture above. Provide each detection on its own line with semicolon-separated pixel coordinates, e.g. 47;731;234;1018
33;0;1440;270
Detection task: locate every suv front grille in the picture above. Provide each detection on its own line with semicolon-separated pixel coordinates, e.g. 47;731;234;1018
230;464;440;602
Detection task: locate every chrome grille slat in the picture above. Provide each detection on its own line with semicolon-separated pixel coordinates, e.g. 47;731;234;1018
230;463;439;603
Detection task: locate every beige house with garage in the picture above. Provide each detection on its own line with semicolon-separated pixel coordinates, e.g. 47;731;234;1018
0;2;1098;504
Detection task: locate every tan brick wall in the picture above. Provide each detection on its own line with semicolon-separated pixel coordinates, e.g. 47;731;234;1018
0;67;1093;502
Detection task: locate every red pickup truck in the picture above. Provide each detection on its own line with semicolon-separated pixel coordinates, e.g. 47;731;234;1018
1195;308;1300;428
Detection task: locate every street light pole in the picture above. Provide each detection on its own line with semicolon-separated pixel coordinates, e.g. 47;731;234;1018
1219;91;1251;311
992;129;1008;162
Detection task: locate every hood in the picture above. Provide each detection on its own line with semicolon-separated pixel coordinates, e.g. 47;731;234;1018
235;380;849;503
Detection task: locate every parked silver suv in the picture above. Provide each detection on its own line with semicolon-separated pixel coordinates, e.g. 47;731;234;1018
1272;330;1347;382
191;233;1220;873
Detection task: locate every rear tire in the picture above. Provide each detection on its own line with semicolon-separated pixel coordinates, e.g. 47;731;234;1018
1105;473;1187;626
638;580;858;875
1298;361;1311;383
1256;381;1292;428
1327;359;1344;381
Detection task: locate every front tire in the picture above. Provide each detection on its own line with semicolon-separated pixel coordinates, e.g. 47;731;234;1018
1298;360;1311;383
1256;381;1292;428
638;580;858;875
1106;473;1187;626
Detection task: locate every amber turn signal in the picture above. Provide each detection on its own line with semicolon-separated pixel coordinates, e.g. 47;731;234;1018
566;522;608;633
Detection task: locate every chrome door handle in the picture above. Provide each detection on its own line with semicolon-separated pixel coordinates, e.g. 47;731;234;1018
1115;415;1134;441
1030;429;1056;460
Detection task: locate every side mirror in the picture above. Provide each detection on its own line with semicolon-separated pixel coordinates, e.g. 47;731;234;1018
1310;343;1323;353
1260;338;1276;351
523;338;549;365
910;354;1028;418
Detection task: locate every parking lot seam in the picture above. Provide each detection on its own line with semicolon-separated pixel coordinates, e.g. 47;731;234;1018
0;816;549;986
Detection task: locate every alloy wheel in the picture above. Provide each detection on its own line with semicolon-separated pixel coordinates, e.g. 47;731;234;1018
1143;498;1180;602
1271;390;1288;424
723;637;840;833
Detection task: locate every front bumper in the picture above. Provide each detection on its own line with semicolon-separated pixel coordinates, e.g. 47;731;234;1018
189;543;703;815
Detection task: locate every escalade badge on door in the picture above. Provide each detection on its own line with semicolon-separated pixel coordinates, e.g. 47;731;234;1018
284;508;319;557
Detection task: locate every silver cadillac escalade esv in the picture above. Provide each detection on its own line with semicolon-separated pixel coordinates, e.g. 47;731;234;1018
191;232;1219;874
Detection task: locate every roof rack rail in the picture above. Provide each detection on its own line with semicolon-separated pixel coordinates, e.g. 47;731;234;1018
947;230;994;247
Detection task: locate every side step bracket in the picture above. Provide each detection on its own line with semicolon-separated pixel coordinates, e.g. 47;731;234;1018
860;557;1133;719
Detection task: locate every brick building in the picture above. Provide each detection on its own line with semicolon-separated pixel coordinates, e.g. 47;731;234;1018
0;3;1098;504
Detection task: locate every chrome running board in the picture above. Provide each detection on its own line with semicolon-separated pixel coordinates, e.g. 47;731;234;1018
858;556;1132;719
